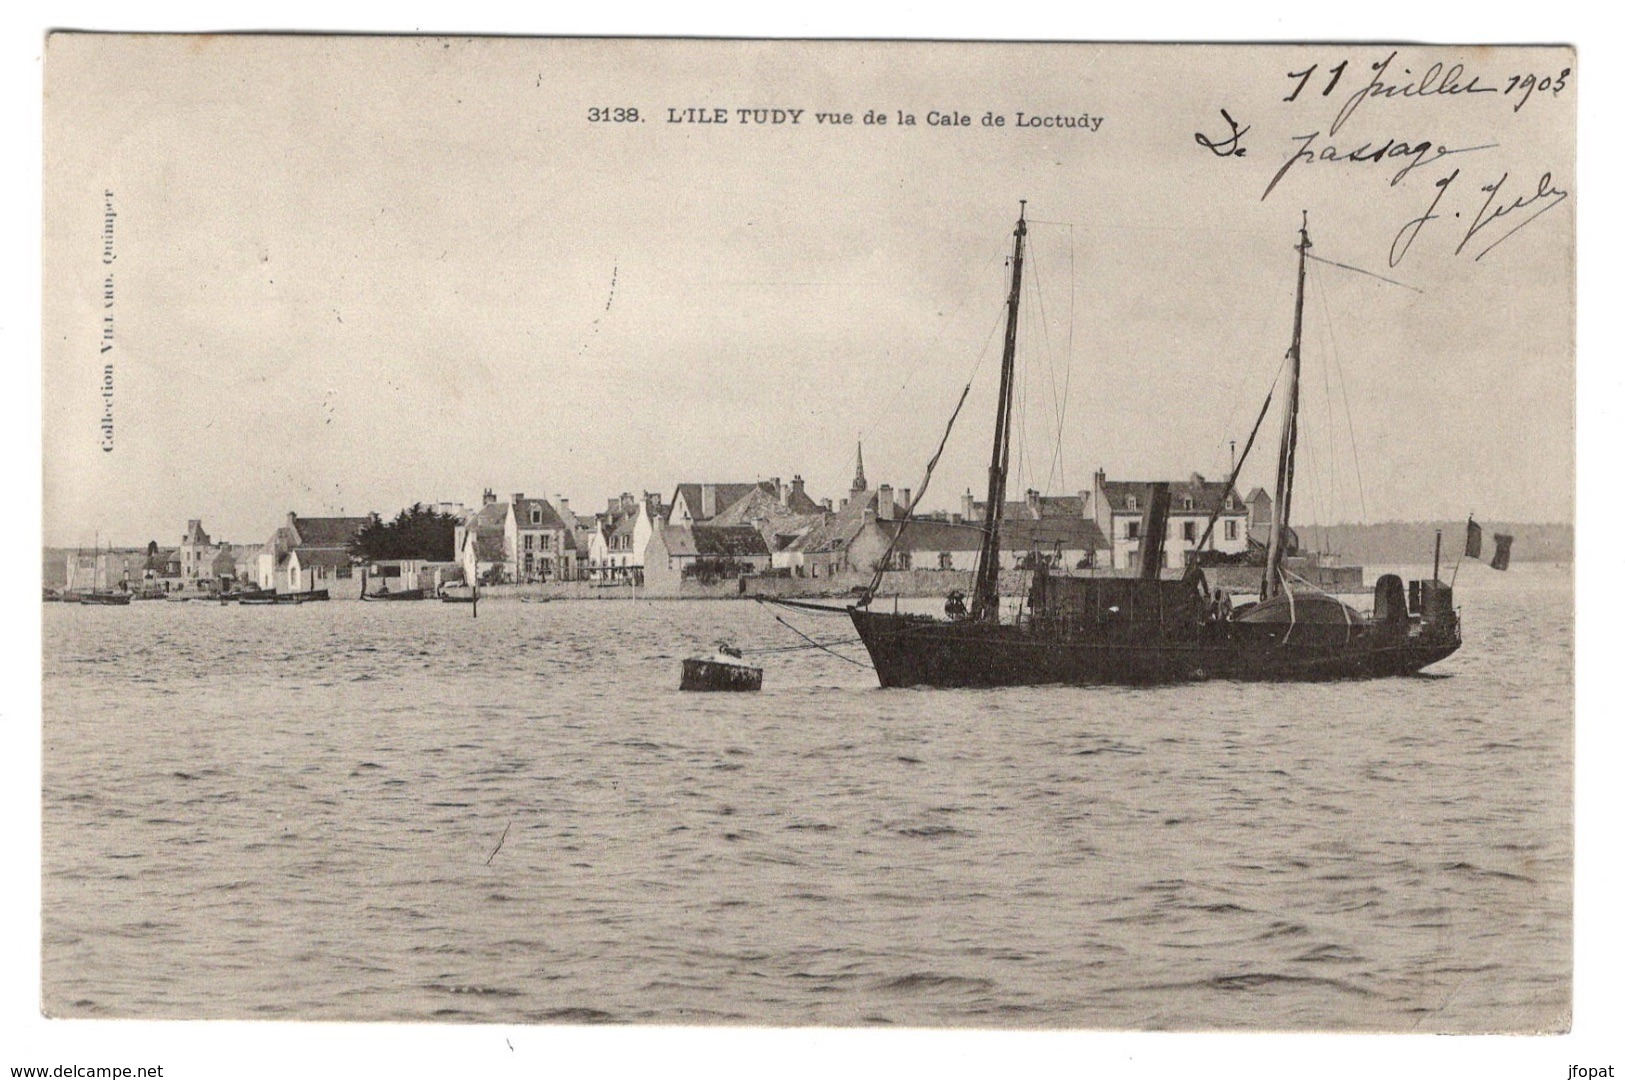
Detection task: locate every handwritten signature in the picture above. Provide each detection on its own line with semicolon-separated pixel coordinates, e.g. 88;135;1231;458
1390;169;1568;266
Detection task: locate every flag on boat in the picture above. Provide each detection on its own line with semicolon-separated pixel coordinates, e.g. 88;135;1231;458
1491;533;1514;571
1465;517;1482;559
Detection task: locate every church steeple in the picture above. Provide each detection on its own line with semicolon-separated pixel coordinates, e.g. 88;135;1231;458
851;441;868;494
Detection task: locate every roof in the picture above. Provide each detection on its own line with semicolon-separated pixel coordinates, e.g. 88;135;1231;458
661;526;699;558
294;547;354;571
291;515;370;548
969;493;1091;521
1001;517;1109;550
692;525;772;557
513;497;566;531
671;482;774;522
469;501;509;530
784;489;880;554
879;519;984;552
1099;479;1244;517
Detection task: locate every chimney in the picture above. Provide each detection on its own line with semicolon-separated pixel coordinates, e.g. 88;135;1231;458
1191;472;1205;487
557;495;570;516
287;511;298;528
511;493;524;505
483;489;496;506
878;484;895;520
899;488;911;514
701;484;717;518
1094;468;1106;491
962;489;976;521
820;497;833;512
1027;488;1041;515
839;497;848;512
771;477;783;504
792;475;806;501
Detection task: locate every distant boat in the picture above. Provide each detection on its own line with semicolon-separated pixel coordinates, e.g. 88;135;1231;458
240;589;329;605
680;645;763;692
360;588;426;602
78;591;131;606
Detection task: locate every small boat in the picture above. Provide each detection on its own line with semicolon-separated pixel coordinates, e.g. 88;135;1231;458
680;645;763;692
361;587;427;601
260;589;330;605
440;592;478;604
78;591;132;606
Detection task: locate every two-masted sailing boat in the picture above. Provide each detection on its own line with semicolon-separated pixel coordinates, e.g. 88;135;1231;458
846;203;1462;686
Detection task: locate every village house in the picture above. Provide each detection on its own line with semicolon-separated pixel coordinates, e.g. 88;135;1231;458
1091;469;1251;572
507;493;577;582
643;520;773;594
258;512;369;595
452;489;579;584
175;519;254;592
586;492;666;584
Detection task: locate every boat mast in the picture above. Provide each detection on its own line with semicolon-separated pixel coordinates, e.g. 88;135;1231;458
1262;211;1311;601
970;201;1028;623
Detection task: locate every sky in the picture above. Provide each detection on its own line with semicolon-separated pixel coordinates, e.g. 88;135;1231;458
42;38;1575;547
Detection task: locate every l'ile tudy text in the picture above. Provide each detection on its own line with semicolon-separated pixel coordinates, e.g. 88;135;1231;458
585;106;1104;132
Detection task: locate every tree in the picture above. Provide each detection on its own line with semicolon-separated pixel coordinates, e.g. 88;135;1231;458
350;503;459;562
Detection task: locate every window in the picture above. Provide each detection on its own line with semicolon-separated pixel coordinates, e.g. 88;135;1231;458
336;565;352;579
1127;521;1140;540
1126;495;1138;511
540;534;551;550
524;534;534;551
1182;497;1194;511
1183;521;1196;543
1224;519;1238;541
531;509;541;525
896;552;912;570
939;551;954;570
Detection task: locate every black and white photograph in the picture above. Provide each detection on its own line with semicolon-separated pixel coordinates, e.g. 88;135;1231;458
14;20;1608;1079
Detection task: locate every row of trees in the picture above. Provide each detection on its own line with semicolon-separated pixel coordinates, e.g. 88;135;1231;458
348;503;460;562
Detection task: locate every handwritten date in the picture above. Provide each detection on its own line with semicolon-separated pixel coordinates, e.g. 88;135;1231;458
1282;51;1570;135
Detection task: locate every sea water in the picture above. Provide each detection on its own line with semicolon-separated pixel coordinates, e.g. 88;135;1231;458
40;565;1572;1030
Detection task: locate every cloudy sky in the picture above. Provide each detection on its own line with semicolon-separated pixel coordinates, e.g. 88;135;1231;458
43;37;1574;547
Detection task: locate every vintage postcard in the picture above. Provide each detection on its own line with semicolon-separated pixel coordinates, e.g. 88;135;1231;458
39;32;1574;1051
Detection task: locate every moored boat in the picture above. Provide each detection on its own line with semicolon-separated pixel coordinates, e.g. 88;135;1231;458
680;645;763;692
843;204;1461;687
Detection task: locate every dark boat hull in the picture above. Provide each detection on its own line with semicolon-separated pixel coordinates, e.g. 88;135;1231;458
680;658;764;692
361;589;426;601
848;607;1460;687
